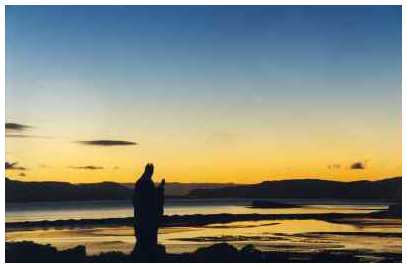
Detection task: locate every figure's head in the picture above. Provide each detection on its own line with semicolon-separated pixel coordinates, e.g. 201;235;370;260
143;163;154;178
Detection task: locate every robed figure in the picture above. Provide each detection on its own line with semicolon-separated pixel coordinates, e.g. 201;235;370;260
132;163;165;258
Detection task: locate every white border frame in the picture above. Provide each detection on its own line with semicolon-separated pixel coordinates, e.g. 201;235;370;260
0;1;404;266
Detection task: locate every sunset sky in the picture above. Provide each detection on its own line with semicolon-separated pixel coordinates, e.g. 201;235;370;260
5;6;401;183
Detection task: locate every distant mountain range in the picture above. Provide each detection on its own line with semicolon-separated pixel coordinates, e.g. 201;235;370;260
187;177;401;200
5;177;401;203
6;178;132;203
121;182;236;196
5;178;233;202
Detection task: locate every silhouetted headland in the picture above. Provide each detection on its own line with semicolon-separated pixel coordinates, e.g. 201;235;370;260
250;200;302;208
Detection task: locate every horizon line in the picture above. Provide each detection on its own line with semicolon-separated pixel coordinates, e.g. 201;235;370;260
5;175;402;185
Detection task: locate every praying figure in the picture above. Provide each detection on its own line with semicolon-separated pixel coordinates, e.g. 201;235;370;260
132;163;165;259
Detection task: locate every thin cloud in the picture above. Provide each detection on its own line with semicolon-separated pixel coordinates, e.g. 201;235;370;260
5;122;31;131
5;162;27;170
69;165;104;170
6;134;51;139
350;162;366;170
77;140;137;146
327;164;341;170
19;172;26;177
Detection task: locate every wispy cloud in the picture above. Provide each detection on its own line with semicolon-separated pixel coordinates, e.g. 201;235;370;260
5;122;31;131
69;165;104;170
350;162;366;170
5;162;27;170
6;134;51;139
327;164;341;170
77;140;137;146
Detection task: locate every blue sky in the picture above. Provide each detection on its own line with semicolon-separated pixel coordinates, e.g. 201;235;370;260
5;6;402;182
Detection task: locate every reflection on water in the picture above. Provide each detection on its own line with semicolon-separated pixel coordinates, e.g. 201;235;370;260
5;199;388;222
6;200;400;256
6;218;401;255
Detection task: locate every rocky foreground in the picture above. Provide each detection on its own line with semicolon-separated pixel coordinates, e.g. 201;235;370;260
5;241;401;263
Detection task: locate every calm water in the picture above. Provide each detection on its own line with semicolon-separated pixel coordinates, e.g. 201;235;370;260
5;199;401;255
5;199;388;222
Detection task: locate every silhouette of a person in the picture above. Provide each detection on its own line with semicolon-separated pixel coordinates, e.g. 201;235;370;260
132;163;165;258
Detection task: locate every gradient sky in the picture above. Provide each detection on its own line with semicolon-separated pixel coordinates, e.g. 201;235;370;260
5;5;401;183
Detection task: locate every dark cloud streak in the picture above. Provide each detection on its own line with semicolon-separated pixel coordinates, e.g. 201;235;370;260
5;123;31;131
69;165;104;170
77;140;137;146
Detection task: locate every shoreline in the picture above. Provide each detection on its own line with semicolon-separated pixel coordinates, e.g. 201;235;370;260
6;209;399;231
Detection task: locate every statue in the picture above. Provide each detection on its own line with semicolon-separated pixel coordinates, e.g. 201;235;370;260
132;163;165;260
